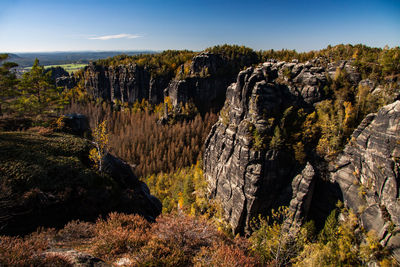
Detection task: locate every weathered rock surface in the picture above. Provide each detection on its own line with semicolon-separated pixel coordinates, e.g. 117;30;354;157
327;59;361;84
165;52;231;113
203;59;337;233
102;153;162;221
83;53;234;112
45;66;70;81
288;162;315;224
83;52;257;113
41;249;110;267
43;66;77;89
62;113;91;136
56;76;77;89
331;100;400;259
83;63;169;105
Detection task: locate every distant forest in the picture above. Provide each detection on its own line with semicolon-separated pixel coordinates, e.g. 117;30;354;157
4;51;155;67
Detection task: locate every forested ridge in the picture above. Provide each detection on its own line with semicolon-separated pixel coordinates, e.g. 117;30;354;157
0;43;399;266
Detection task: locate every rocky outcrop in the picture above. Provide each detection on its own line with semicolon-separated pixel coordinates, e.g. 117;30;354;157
327;59;361;84
61;113;91;137
44;66;77;89
45;66;69;81
56;76;77;89
203;59;337;233
82;52;260;113
288;162;315;224
165;52;254;113
331;100;400;259
102;153;162;221
41;249;109;267
83;63;169;105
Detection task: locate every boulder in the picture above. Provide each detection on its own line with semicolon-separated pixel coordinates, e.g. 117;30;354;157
62;113;91;137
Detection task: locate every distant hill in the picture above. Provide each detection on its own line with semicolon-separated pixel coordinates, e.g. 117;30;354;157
6;53;22;60
1;51;156;67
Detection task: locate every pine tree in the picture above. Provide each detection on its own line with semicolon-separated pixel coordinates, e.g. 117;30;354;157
18;58;63;116
0;54;18;115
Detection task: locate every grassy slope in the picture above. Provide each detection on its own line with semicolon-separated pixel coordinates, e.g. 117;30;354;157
0;131;120;235
0;131;114;193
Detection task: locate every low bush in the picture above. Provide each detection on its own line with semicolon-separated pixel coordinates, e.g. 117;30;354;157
138;214;224;266
91;212;150;260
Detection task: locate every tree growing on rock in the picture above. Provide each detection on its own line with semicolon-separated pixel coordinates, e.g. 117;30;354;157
89;120;109;171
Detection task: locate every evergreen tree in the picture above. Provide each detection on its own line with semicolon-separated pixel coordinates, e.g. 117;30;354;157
0;54;18;115
17;58;62;116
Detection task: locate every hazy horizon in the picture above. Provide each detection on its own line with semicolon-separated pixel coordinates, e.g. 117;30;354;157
0;0;399;53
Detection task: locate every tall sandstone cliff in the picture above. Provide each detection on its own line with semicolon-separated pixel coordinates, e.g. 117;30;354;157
331;100;400;259
83;63;166;105
203;59;344;233
165;52;237;113
203;58;400;258
82;52;251;113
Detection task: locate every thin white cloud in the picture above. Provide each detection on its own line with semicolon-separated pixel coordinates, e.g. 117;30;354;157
88;33;142;40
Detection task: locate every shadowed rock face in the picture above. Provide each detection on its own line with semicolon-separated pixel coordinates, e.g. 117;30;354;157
102;153;162;221
203;59;341;234
82;52;257;114
165;52;232;113
331;101;400;260
83;63;168;105
82;53;235;113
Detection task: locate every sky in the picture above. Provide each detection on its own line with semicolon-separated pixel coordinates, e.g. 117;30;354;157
0;0;399;52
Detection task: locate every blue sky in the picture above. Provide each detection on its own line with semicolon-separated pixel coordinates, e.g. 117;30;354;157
0;0;399;52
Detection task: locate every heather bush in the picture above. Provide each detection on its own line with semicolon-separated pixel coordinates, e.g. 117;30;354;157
138;214;224;266
91;212;150;260
193;237;260;267
55;220;95;242
27;126;54;136
0;230;59;266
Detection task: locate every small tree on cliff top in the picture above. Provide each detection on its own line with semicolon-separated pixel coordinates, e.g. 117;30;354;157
89;120;109;171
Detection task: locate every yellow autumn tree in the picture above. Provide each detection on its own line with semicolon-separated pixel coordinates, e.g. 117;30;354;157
89;120;109;171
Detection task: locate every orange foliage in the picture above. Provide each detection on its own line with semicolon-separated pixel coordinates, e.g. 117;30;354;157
66;101;217;177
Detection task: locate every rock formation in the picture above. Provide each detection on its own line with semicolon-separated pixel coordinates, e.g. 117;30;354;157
41;250;109;267
331;100;400;259
56;76;76;89
203;57;400;258
102;153;162;221
62;113;91;136
203;59;339;233
44;66;69;81
165;52;233;113
288;162;315;224
83;63;166;105
82;52;257;113
44;66;77;89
